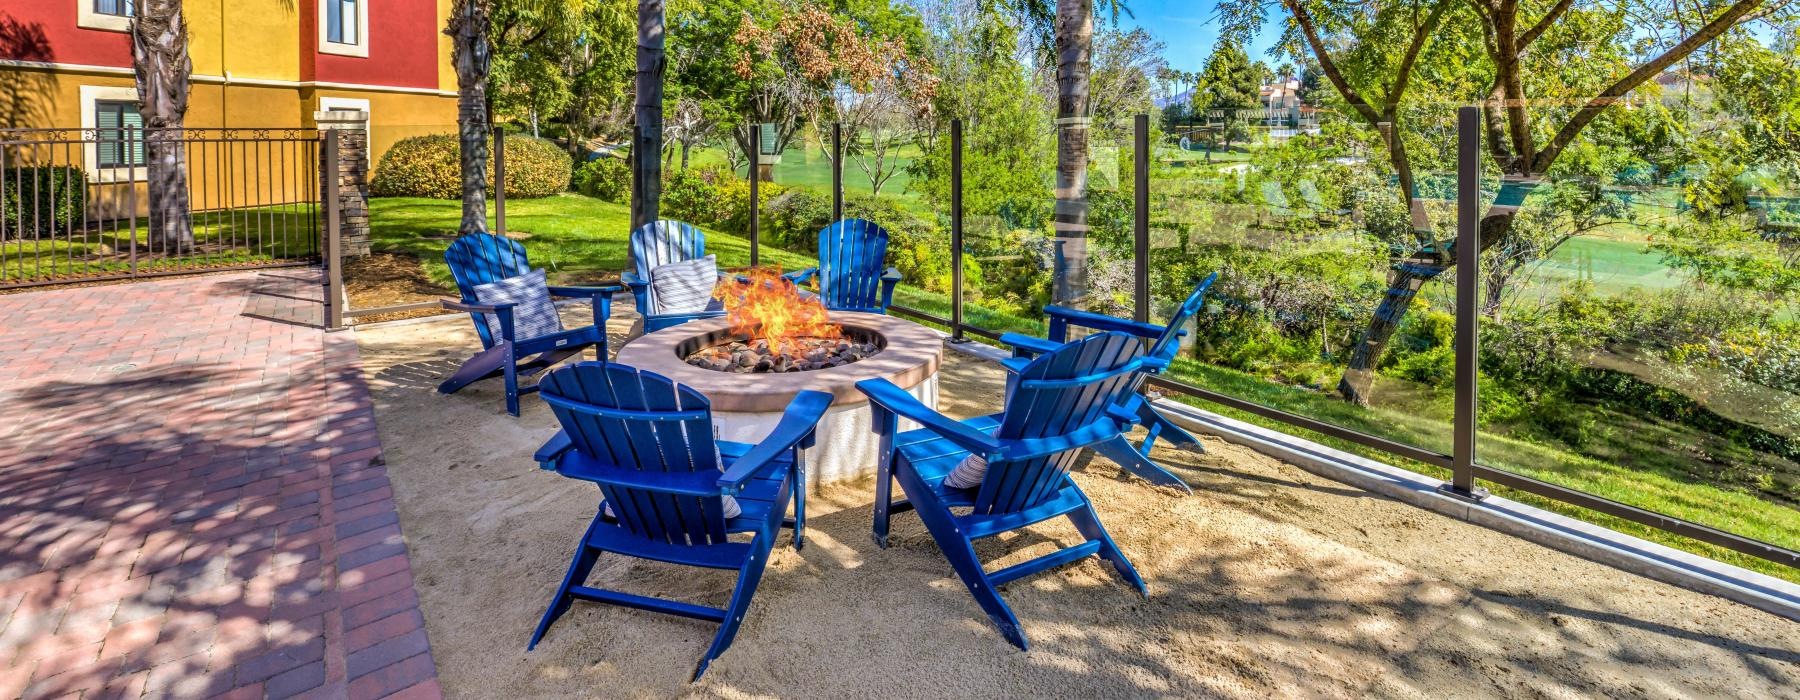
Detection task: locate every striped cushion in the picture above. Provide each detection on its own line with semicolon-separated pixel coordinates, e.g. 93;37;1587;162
603;494;740;519
472;268;563;342
649;255;721;315
943;453;988;489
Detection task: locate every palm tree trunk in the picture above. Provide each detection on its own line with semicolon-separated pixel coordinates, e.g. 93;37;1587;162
131;0;193;252
1052;0;1093;304
632;0;665;230
447;0;491;235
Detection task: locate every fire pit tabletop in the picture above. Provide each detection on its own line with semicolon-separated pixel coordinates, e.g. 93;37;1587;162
613;311;943;413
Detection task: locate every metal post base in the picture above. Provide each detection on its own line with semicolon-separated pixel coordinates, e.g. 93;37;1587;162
1436;483;1490;502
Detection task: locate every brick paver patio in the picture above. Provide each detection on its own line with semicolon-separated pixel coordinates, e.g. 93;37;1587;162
0;272;440;699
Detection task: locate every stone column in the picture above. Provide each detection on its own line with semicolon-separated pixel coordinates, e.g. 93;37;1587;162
316;110;371;257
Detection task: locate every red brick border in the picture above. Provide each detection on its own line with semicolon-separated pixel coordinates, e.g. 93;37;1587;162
0;272;439;699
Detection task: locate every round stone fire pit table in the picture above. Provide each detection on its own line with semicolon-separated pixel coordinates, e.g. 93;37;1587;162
613;311;943;485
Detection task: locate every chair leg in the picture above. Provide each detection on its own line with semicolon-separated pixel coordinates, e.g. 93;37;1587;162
789;449;807;551
894;461;1028;650
871;452;896;549
1139;402;1205;455
529;514;605;650
1065;495;1148;599
503;347;521;417
1091;436;1193;495
693;526;779;680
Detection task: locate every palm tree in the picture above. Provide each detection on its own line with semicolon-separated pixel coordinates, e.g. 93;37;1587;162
1051;0;1093;305
131;0;193;250
446;0;493;234
631;0;664;230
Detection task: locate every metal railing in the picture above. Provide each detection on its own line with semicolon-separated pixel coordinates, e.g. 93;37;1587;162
0;127;321;289
731;109;1799;574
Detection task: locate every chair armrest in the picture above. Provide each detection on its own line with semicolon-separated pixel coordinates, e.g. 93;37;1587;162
621;272;651;315
440;298;517;341
716;390;834;494
998;332;1061;359
878;267;901;309
856;378;999;456
784;268;819;286
1043;305;1169;340
547;284;624;298
534;430;575;469
621;271;648;289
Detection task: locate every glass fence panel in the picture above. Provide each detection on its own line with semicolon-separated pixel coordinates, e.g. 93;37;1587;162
1147;104;1466;467
1474;104;1800;575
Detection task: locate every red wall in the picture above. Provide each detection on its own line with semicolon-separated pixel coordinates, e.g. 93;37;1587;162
306;0;441;90
0;3;133;67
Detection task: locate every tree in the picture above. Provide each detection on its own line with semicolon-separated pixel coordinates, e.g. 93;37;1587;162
446;0;494;235
1048;0;1096;304
1225;0;1786;404
633;0;666;229
1192;41;1260;148
131;0;193;250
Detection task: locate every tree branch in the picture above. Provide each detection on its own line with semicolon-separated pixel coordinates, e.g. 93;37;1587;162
1518;0;1573;47
1385;0;1454;113
1281;0;1384;125
1532;0;1765;172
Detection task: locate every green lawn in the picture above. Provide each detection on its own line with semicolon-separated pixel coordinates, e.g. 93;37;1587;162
1;207;319;284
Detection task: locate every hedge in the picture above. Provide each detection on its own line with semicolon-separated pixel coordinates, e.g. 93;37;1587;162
0;166;87;236
572;156;629;203
371;133;571;199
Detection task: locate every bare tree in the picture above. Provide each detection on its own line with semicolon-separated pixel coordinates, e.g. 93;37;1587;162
445;0;493;235
131;0;193;250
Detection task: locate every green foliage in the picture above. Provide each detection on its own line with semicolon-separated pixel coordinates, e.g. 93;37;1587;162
372;134;572;200
0;166;87;234
572;157;630;203
660;163;755;232
1192;42;1260;147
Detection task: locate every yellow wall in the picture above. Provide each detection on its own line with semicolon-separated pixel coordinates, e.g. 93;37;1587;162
185;0;302;81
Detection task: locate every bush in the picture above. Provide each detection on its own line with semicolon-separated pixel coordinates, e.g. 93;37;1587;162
0;166;87;235
371;133;571;199
661;164;754;232
572;156;629;203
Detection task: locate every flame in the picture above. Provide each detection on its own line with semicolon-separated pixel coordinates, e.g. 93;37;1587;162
713;267;841;355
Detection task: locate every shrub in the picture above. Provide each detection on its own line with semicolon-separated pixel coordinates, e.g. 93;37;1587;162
572;156;629;203
0;166;87;235
371;133;572;199
661;164;754;232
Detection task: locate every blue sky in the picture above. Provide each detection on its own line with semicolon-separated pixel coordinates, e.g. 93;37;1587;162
1110;0;1286;73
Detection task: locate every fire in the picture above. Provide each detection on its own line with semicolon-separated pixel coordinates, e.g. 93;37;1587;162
713;267;841;355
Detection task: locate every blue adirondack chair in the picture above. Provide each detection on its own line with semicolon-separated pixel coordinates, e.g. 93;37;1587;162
996;272;1219;494
786;218;901;313
530;362;833;680
622;220;728;332
438;232;621;417
858;331;1165;649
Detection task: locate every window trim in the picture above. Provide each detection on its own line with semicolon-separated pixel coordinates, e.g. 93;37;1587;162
77;0;133;32
318;0;370;58
79;85;146;183
92;100;144;170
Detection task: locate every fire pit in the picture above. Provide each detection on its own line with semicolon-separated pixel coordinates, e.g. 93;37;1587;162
614;270;942;485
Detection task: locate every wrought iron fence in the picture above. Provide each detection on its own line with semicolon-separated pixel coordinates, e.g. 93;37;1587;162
0;127;321;289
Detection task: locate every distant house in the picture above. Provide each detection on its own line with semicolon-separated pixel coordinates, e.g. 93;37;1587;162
1632;69;1711;106
0;0;459;163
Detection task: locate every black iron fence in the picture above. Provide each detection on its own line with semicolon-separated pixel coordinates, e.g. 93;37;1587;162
0;127;321;289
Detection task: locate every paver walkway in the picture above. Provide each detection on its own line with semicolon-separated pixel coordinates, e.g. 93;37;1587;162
0;272;439;699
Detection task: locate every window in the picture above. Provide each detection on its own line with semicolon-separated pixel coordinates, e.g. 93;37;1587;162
319;0;368;57
326;0;358;44
94;100;145;169
93;0;134;17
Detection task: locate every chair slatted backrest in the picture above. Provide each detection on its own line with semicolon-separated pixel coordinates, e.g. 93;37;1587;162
539;364;732;546
1146;272;1219;361
817;219;890;311
975;332;1147;515
631;220;707;282
445;232;533;349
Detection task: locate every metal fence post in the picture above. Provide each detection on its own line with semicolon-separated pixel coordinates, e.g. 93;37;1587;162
1133;114;1150;325
950;119;965;342
748;123;760;267
493;126;506;235
1443;105;1487;501
832;122;844;220
324;129;345;330
126;125;138;277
